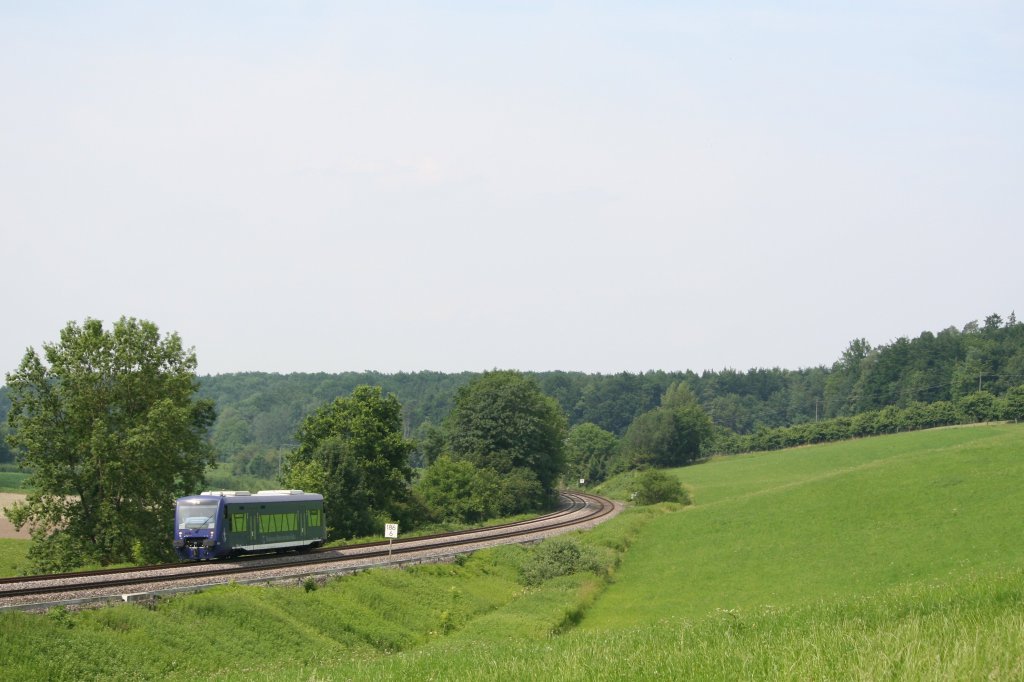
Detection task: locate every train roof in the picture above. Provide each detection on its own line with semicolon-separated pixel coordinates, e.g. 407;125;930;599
177;490;323;505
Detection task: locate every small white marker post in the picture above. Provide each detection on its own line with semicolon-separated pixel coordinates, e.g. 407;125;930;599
385;522;399;557
579;478;586;487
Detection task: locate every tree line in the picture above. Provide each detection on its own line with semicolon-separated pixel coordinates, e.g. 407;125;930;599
9;312;1014;472
160;311;1024;477
710;387;1024;455
3;312;1023;571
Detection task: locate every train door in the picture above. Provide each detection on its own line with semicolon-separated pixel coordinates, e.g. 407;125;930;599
226;504;256;552
247;509;257;549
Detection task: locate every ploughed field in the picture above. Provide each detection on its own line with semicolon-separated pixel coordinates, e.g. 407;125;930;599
0;493;31;541
1;423;1022;680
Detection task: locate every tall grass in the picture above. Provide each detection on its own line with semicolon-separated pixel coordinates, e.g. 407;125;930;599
0;549;530;680
341;568;1024;681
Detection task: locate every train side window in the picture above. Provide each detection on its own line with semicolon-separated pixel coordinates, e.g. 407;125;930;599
259;513;298;533
231;513;247;532
308;510;321;528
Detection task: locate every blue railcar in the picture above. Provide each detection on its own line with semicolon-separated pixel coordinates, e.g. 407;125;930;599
173;490;326;561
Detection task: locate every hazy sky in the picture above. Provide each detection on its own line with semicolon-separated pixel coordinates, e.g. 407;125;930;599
2;2;1021;377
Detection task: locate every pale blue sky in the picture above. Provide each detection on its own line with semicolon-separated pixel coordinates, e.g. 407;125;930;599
2;2;1021;376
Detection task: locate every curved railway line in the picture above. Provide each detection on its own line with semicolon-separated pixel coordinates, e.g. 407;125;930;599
0;491;618;612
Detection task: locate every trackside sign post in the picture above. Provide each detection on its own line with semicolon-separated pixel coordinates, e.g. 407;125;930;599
385;522;398;557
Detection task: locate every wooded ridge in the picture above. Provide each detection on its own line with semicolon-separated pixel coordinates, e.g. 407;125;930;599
1;312;1021;474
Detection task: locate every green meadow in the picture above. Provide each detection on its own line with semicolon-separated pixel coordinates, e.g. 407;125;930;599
0;470;29;493
1;423;1022;680
587;423;1024;625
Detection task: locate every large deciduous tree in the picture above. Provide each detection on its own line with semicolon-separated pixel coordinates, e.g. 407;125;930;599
414;455;503;523
621;382;712;469
283;385;414;539
4;318;216;570
445;370;567;511
564;423;619;485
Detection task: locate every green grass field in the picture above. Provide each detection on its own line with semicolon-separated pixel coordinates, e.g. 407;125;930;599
0;471;29;493
586;423;1024;625
0;539;31;576
1;424;1022;680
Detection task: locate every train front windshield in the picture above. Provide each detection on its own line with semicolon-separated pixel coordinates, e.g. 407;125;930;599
178;503;218;530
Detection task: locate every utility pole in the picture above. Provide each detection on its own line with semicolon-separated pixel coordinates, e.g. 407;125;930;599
815;398;820;422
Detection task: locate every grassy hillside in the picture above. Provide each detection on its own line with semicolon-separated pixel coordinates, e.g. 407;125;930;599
1;424;1022;680
587;423;1024;625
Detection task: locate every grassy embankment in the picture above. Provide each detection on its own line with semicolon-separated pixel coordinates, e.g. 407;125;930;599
0;539;30;576
1;423;1022;680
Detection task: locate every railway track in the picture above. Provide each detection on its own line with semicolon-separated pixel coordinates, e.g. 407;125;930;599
0;491;617;611
0;490;591;587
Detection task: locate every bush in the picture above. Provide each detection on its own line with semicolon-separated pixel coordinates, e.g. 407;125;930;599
957;391;997;423
414;456;492;523
634;469;690;506
518;537;606;586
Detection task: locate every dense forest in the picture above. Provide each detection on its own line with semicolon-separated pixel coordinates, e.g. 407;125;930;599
2;312;1022;475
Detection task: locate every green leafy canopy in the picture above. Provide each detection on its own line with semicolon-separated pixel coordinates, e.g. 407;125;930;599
283;385;414;539
3;317;215;570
